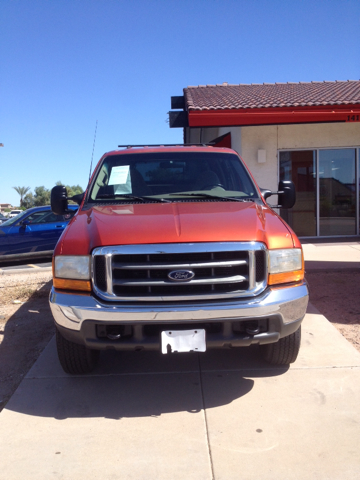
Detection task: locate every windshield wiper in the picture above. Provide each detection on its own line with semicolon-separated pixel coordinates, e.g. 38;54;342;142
96;194;171;203
168;193;255;203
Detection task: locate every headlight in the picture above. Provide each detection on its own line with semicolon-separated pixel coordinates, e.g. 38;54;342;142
268;248;304;285
55;255;90;279
53;256;91;292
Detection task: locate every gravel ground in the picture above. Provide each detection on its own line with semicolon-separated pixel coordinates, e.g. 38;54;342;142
0;269;359;412
305;269;360;353
0;271;54;411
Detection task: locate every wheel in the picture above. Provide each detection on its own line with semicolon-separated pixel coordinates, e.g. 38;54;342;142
260;326;301;365
56;329;100;374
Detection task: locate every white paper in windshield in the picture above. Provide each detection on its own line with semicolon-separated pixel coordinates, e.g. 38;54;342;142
108;165;132;194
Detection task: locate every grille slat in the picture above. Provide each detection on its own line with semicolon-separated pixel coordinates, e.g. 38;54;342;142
112;260;247;269
112;274;247;287
92;243;267;301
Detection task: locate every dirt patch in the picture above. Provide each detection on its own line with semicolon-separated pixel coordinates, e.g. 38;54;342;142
0;271;54;411
305;269;360;353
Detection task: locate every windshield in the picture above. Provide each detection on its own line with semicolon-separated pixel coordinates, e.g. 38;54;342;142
89;151;259;203
0;210;28;226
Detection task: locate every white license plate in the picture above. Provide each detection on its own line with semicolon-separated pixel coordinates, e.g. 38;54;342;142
161;329;206;354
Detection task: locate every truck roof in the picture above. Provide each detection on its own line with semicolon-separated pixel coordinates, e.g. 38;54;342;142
102;145;236;157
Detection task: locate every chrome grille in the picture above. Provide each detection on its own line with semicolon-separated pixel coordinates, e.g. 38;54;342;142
94;255;107;292
92;243;267;302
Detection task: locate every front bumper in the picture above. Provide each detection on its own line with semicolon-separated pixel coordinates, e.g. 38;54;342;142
50;281;309;351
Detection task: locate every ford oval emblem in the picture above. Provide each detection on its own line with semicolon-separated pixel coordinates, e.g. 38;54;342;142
168;270;195;282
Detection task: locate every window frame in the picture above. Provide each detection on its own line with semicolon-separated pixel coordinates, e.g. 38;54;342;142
278;146;360;238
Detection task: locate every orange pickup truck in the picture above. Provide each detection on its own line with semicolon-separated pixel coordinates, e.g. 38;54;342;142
50;146;308;374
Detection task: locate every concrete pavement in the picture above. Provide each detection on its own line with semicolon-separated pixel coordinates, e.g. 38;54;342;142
302;241;360;269
0;262;52;275
0;243;359;479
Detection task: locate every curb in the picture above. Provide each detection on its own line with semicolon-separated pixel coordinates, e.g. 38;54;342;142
0;266;52;276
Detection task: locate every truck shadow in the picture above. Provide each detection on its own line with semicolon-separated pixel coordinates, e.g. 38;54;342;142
5;339;289;419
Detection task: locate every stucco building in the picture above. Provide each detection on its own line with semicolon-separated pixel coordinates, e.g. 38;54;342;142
169;80;360;239
0;203;12;212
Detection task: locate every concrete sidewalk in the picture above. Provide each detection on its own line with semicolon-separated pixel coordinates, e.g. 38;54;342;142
0;243;359;479
0;262;52;276
0;307;359;479
303;241;360;269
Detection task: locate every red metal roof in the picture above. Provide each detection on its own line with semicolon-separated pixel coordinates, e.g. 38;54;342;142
184;80;360;111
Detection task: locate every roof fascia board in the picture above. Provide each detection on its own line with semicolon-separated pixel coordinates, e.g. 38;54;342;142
188;104;360;128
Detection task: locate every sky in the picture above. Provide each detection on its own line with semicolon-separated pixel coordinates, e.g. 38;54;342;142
1;0;359;206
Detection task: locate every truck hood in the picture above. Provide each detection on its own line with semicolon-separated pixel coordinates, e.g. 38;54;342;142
55;201;295;256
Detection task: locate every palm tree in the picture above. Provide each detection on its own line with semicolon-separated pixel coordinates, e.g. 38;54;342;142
13;186;31;207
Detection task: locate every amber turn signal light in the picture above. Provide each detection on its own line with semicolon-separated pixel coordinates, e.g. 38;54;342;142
53;278;92;292
268;269;304;285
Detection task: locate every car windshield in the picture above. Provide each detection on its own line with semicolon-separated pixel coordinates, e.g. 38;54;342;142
0;210;28;226
89;151;259;203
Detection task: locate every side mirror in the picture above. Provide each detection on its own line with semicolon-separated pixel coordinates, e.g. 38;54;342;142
278;180;296;209
71;193;85;205
51;185;69;215
260;189;272;201
261;180;296;209
20;220;30;228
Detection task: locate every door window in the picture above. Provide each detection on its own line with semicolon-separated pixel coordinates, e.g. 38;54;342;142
22;210;75;225
279;150;317;236
25;211;59;224
319;149;356;236
280;148;358;237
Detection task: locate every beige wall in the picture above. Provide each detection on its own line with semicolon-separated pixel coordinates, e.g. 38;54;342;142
240;122;360;191
186;127;219;144
240;125;278;191
201;128;219;144
218;126;242;155
187;121;360;192
277;122;360;149
186;126;242;153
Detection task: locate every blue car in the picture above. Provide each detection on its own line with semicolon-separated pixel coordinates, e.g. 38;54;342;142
0;205;77;264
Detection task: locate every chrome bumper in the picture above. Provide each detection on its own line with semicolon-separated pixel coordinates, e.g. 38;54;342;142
50;282;309;332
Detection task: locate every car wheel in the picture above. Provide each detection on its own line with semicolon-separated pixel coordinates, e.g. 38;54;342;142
56;329;100;374
260;326;301;365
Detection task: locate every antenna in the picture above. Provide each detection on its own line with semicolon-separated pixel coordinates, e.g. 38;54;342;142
88;120;98;183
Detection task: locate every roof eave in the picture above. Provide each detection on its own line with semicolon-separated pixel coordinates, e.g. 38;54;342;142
188;104;360;128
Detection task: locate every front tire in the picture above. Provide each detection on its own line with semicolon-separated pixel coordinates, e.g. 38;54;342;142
56;329;100;374
261;326;301;365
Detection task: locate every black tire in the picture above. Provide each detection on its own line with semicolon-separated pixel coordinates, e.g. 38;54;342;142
56;329;100;375
261;326;301;365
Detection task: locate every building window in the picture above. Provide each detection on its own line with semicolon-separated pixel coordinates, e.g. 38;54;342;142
319;149;356;236
279;150;317;236
279;148;358;237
